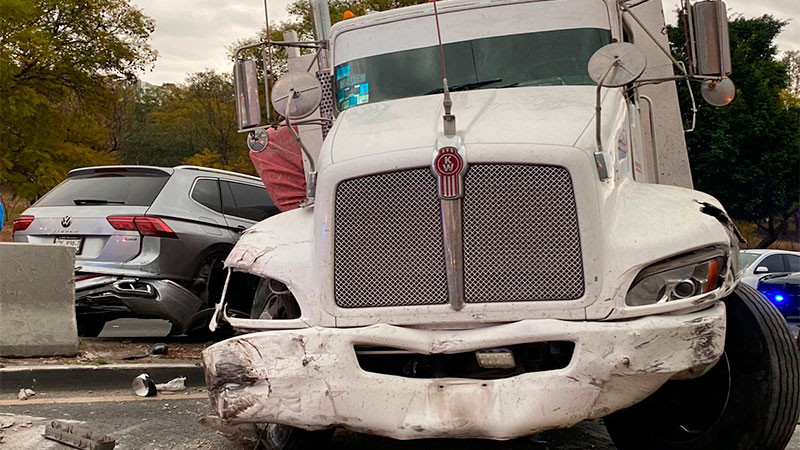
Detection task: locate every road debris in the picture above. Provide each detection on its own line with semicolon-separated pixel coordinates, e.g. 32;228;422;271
121;343;169;361
131;374;186;396
155;376;186;394
150;343;168;355
131;374;157;397
17;388;36;401
43;420;116;450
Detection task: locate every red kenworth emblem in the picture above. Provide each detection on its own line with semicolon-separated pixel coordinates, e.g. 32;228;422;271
433;146;465;199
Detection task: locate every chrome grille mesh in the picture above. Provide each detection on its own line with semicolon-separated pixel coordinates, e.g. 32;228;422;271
334;169;448;308
463;165;584;302
334;164;584;308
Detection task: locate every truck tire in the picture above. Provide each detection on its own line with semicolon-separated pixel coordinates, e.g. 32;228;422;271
254;423;333;450
604;283;800;450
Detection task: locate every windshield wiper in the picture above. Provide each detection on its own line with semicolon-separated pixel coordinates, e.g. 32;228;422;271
73;199;125;205
424;78;503;95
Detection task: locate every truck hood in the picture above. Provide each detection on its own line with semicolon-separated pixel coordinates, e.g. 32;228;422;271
328;86;600;162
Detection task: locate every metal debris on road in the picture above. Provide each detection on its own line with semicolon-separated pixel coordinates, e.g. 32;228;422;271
131;374;157;397
43;420;116;450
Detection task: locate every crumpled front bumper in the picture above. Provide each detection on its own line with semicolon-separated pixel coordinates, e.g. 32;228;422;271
203;303;726;440
75;277;204;332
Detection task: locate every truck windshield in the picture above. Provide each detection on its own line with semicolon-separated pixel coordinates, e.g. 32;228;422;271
335;28;611;111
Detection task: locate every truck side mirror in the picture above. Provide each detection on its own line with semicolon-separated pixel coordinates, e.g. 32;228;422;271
270;72;322;120
691;1;731;77
587;43;647;87
234;59;262;130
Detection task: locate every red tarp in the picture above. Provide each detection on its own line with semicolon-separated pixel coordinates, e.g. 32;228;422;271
250;127;306;212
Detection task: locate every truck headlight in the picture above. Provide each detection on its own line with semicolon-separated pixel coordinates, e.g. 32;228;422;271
626;251;725;306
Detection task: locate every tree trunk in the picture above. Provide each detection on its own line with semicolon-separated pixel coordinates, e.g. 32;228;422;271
756;216;778;249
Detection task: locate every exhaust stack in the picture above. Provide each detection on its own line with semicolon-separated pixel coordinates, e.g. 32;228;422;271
310;0;332;69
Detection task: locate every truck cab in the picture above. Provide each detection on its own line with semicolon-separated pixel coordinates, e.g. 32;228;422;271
202;0;799;448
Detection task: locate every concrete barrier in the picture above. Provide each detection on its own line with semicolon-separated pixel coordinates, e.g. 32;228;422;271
0;243;78;356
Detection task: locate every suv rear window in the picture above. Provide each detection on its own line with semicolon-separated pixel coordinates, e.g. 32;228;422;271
35;173;170;207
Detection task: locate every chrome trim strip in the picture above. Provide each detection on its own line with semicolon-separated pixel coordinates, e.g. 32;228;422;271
440;198;465;311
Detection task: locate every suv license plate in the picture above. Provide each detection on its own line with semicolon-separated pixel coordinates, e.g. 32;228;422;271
55;237;83;255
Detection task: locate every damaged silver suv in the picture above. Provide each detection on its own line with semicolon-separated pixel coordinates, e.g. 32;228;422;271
13;165;277;337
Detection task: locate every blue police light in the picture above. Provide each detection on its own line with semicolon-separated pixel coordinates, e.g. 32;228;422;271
773;293;785;303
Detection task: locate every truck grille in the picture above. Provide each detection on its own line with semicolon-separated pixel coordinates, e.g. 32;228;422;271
334;165;584;308
463;165;584;302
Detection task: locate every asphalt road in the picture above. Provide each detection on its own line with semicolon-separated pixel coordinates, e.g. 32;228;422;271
2;393;798;450
0;393;616;450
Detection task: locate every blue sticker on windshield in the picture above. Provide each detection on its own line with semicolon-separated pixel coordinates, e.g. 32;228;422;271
336;65;351;81
336;65;369;110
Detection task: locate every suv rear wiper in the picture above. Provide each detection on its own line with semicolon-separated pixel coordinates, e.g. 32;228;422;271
73;199;125;205
424;78;502;95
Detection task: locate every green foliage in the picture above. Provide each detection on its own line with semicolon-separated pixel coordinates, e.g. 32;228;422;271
229;0;428;76
0;0;156;200
668;15;800;244
118;72;255;175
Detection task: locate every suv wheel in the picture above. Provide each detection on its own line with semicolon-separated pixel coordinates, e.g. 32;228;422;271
190;255;227;307
604;283;800;450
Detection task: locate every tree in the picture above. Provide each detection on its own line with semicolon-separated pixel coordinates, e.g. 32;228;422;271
783;50;800;98
228;0;428;79
668;15;800;248
0;0;156;200
116;72;255;174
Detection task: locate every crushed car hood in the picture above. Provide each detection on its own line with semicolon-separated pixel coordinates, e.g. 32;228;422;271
329;86;599;162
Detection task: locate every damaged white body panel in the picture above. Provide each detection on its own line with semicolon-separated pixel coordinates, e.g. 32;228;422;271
203;303;726;439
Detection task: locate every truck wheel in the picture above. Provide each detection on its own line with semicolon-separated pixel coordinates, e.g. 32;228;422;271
250;278;300;320
254;423;333;450
604;283;800;450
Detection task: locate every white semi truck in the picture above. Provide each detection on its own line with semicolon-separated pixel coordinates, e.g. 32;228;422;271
203;0;800;448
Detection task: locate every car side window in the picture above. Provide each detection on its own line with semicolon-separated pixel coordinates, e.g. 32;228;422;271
759;255;785;273
223;181;279;222
191;179;221;213
220;181;237;216
784;255;800;272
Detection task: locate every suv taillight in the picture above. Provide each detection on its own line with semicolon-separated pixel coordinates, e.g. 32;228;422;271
12;215;35;237
107;216;177;239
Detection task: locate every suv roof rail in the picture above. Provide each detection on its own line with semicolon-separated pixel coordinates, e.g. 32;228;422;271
173;165;262;182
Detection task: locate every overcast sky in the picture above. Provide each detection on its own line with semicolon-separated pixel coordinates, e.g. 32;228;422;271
131;0;799;85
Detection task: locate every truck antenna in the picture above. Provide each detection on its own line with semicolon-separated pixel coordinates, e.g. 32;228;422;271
432;0;456;136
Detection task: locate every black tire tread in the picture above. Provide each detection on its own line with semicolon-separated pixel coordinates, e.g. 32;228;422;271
735;283;800;449
605;283;800;450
